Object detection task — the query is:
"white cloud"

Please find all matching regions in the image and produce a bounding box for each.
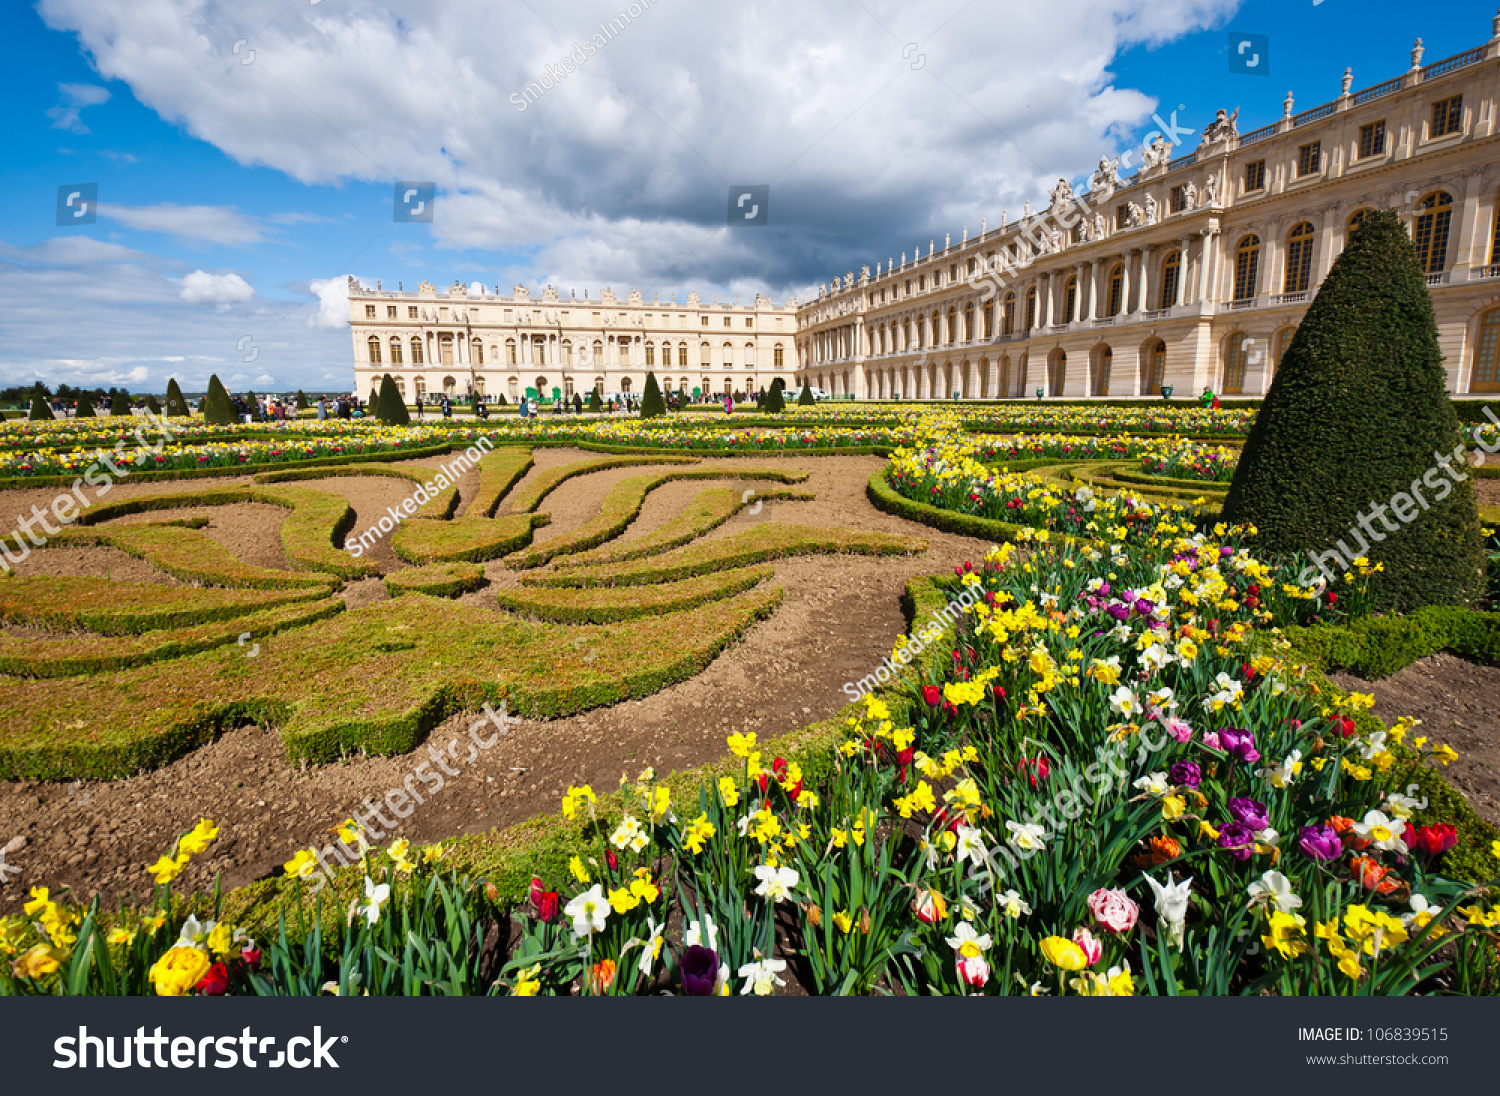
[38,0,1237,293]
[306,276,351,329]
[100,202,268,245]
[179,270,255,309]
[46,82,110,134]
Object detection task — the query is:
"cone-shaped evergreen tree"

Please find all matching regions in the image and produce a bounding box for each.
[797,382,815,406]
[145,394,163,415]
[640,371,666,418]
[110,391,131,416]
[368,386,379,409]
[203,375,237,425]
[498,393,508,406]
[1221,209,1484,610]
[28,386,54,421]
[588,388,602,412]
[165,378,189,417]
[296,390,310,411]
[766,381,786,414]
[74,392,97,418]
[376,373,411,426]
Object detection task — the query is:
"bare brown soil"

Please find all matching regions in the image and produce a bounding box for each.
[0,451,995,911]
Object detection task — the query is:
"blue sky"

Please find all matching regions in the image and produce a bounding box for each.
[0,0,1492,393]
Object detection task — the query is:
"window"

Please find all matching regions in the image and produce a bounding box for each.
[1491,196,1500,266]
[1106,264,1124,317]
[1275,326,1297,371]
[678,344,688,367]
[1244,159,1266,192]
[983,303,994,338]
[1024,286,1037,331]
[722,342,733,367]
[389,338,403,365]
[745,317,754,328]
[700,342,711,365]
[1472,308,1500,391]
[1159,250,1181,309]
[1169,185,1188,214]
[439,333,454,365]
[1284,222,1315,294]
[701,316,709,326]
[1147,340,1166,392]
[946,306,957,345]
[1432,95,1463,138]
[1116,204,1129,229]
[774,344,784,368]
[367,336,382,363]
[645,343,655,367]
[723,317,732,328]
[1003,293,1016,336]
[1296,141,1321,177]
[1064,276,1078,323]
[964,301,974,341]
[1223,332,1248,394]
[1358,120,1386,159]
[593,340,604,365]
[533,337,545,366]
[1413,191,1453,274]
[1095,347,1112,397]
[1348,208,1375,236]
[473,339,484,365]
[745,343,755,367]
[919,276,926,291]
[408,306,418,319]
[410,338,424,365]
[506,339,517,364]
[1233,235,1261,300]
[386,305,397,319]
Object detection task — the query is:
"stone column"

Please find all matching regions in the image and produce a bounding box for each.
[1040,272,1055,328]
[1196,229,1217,303]
[1175,237,1190,306]
[1084,262,1099,321]
[1134,246,1153,312]
[1118,252,1132,316]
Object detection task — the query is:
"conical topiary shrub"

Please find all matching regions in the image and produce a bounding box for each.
[74,392,97,418]
[145,394,163,415]
[1220,209,1485,610]
[203,374,237,425]
[368,387,379,410]
[165,378,189,417]
[766,382,786,414]
[110,391,131,416]
[296,390,310,412]
[28,386,54,421]
[797,382,815,406]
[588,389,602,413]
[376,373,410,426]
[640,372,666,419]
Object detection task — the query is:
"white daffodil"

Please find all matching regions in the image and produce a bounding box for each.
[1133,772,1170,797]
[1006,819,1047,852]
[636,917,666,977]
[753,864,799,904]
[610,815,643,850]
[564,884,610,937]
[1353,810,1409,854]
[1256,750,1303,790]
[1385,790,1423,819]
[175,914,215,949]
[1146,687,1176,711]
[738,958,787,996]
[1145,872,1193,948]
[1247,870,1302,914]
[996,888,1032,919]
[685,916,719,952]
[955,825,987,867]
[1108,686,1141,718]
[354,876,390,926]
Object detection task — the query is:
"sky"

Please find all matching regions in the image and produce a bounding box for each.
[0,0,1492,394]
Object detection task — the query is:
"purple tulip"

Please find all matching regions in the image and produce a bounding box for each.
[1218,728,1260,764]
[1217,822,1257,861]
[1219,546,1234,558]
[1097,583,1111,597]
[1134,598,1155,617]
[1227,797,1269,831]
[1169,761,1201,788]
[1106,603,1130,621]
[1297,824,1343,862]
[680,945,721,996]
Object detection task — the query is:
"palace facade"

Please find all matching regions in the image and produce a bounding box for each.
[352,13,1500,402]
[348,281,797,403]
[794,15,1500,399]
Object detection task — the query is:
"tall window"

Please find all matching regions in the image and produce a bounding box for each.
[721,341,733,366]
[645,343,655,367]
[367,336,382,364]
[439,334,454,365]
[1358,120,1386,159]
[1348,208,1375,237]
[678,344,688,367]
[1491,196,1500,266]
[774,344,784,367]
[983,303,994,338]
[505,339,516,365]
[1275,326,1297,372]
[1106,264,1124,317]
[1003,293,1015,336]
[1024,286,1037,331]
[1413,191,1453,274]
[700,342,711,365]
[964,301,974,341]
[1284,222,1315,293]
[1296,141,1321,177]
[932,312,942,346]
[745,343,756,366]
[1147,339,1166,392]
[946,306,957,345]
[1432,95,1463,138]
[1095,347,1112,397]
[1233,235,1262,300]
[1244,159,1266,192]
[1223,332,1248,394]
[472,339,484,365]
[1064,276,1078,323]
[1169,184,1187,213]
[1473,308,1500,391]
[389,338,403,365]
[1159,250,1181,309]
[410,337,424,365]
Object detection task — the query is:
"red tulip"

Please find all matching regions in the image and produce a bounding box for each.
[1413,823,1457,858]
[196,962,230,996]
[922,685,941,707]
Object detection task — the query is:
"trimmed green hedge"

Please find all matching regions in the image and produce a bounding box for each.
[866,467,1034,544]
[384,562,486,598]
[496,564,773,623]
[501,455,701,514]
[0,577,327,635]
[55,524,335,591]
[559,486,813,567]
[390,513,543,565]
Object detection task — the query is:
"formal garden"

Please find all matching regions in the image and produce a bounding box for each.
[1,211,1499,996]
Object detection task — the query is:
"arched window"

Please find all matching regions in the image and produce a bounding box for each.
[410,337,424,365]
[620,377,632,393]
[592,340,603,365]
[947,306,958,345]
[1106,264,1125,316]
[774,343,784,367]
[367,336,382,364]
[1146,339,1167,393]
[394,377,406,397]
[507,376,519,399]
[1491,193,1500,266]
[1413,191,1453,274]
[1003,292,1015,336]
[534,337,546,366]
[1064,275,1078,323]
[562,340,573,365]
[1159,250,1181,310]
[902,319,912,349]
[1223,332,1249,394]
[745,342,756,366]
[700,341,712,365]
[506,339,517,365]
[1233,235,1261,301]
[722,341,733,367]
[963,301,974,341]
[443,375,457,395]
[1094,346,1113,396]
[1284,222,1315,293]
[439,333,454,365]
[472,338,484,365]
[1025,286,1037,331]
[1472,308,1500,391]
[534,376,549,398]
[414,376,427,400]
[645,342,655,367]
[618,341,630,366]
[931,311,942,346]
[1274,326,1297,372]
[389,337,403,365]
[1348,207,1375,236]
[983,302,994,338]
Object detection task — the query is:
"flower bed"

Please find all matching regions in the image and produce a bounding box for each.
[1137,437,1240,483]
